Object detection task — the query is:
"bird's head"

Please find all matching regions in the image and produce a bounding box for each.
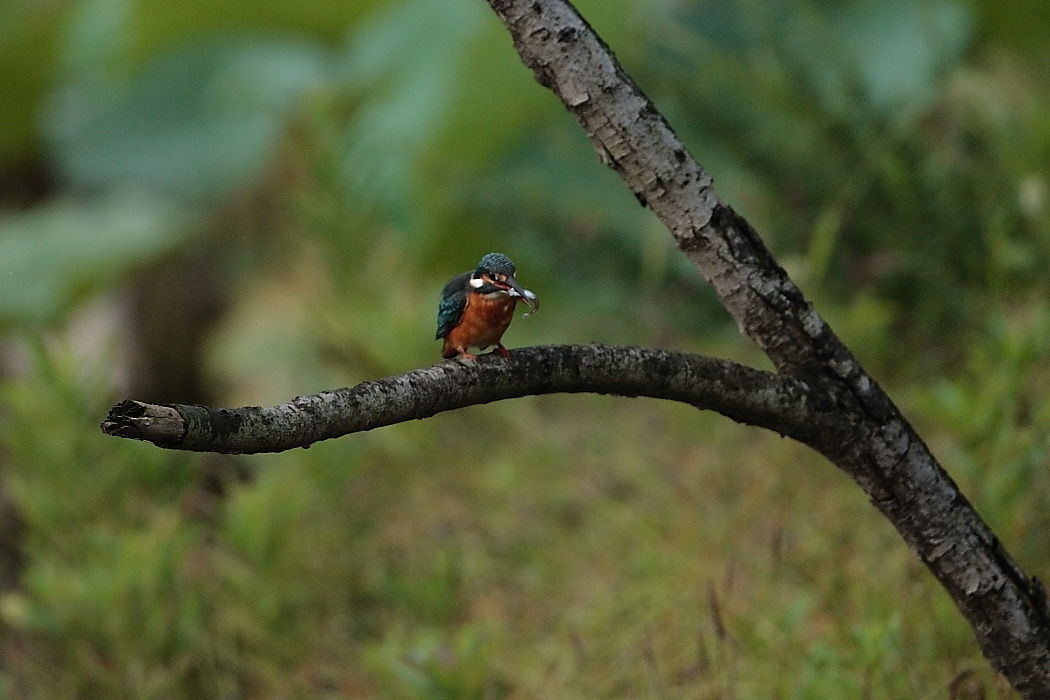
[469,252,526,298]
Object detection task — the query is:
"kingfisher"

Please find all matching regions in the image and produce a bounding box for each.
[436,252,539,360]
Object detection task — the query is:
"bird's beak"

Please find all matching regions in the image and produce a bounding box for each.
[505,276,539,314]
[504,275,528,300]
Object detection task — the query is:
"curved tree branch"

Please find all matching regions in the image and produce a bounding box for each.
[101,344,841,454]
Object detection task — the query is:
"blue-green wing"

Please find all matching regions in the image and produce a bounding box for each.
[436,272,470,339]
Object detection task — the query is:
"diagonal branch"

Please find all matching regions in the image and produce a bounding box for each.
[486,0,829,378]
[101,344,839,454]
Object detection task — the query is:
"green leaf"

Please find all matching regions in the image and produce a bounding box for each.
[45,35,330,203]
[833,0,972,115]
[335,0,486,221]
[0,193,194,325]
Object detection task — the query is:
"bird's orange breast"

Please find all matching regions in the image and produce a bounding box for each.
[444,293,517,353]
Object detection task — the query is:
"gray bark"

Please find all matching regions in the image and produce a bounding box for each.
[101,344,840,453]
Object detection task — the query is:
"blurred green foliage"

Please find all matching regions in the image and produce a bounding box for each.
[0,0,1047,696]
[0,193,192,324]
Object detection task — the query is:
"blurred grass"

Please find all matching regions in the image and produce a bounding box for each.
[1,0,1049,697]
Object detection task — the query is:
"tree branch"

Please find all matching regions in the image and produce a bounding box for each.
[101,344,838,454]
[487,0,827,377]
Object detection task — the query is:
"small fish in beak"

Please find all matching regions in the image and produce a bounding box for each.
[507,283,539,317]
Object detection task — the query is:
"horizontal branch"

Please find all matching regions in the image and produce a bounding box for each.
[101,343,840,454]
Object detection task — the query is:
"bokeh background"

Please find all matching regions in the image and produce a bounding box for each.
[1,0,1049,696]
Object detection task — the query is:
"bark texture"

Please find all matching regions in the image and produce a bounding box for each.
[482,1,1050,695]
[102,344,840,453]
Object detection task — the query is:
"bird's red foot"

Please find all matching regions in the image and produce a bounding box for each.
[458,351,478,361]
[495,345,512,360]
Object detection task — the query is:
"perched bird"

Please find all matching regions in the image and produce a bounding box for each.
[436,252,539,360]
